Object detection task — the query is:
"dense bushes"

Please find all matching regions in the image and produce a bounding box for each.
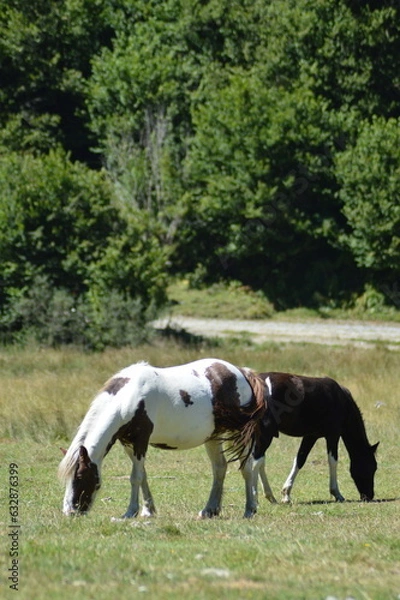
[0,149,167,346]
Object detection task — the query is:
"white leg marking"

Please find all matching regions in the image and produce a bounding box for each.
[281,457,299,504]
[198,440,227,518]
[328,451,345,502]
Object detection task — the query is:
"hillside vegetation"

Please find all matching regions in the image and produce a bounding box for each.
[1,1,400,346]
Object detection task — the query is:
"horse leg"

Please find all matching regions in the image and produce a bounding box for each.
[252,418,277,504]
[240,454,258,518]
[120,455,146,518]
[121,444,156,517]
[282,436,317,503]
[326,436,345,502]
[255,455,277,504]
[140,467,157,517]
[198,439,227,518]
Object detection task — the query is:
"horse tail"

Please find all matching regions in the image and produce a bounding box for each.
[222,368,266,466]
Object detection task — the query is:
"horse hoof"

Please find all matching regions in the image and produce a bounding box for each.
[266,495,278,504]
[243,510,256,519]
[140,509,156,518]
[197,509,220,519]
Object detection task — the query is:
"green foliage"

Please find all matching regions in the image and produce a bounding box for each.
[0,149,168,344]
[0,148,118,299]
[167,279,275,319]
[1,0,400,344]
[336,116,400,275]
[0,274,152,350]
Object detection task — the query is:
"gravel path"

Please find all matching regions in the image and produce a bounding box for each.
[153,316,400,349]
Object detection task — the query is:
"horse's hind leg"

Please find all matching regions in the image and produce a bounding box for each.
[199,439,227,518]
[326,436,345,502]
[282,436,317,503]
[255,455,277,504]
[240,454,258,518]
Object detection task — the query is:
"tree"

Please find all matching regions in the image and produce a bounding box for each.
[0,148,168,321]
[0,0,115,161]
[335,116,400,280]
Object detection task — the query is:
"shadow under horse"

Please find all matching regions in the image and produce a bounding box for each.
[253,372,379,504]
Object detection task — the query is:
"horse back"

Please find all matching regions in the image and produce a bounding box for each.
[259,371,348,438]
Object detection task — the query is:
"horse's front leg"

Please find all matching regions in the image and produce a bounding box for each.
[198,439,227,518]
[140,467,156,517]
[326,436,345,502]
[121,444,156,517]
[122,455,146,518]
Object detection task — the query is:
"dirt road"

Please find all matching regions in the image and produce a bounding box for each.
[154,316,400,349]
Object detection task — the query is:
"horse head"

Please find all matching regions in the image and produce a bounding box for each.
[350,442,379,501]
[63,446,100,515]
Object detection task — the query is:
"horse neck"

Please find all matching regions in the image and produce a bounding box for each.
[75,396,124,465]
[340,390,370,458]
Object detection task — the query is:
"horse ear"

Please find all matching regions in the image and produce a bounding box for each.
[60,447,67,456]
[371,442,380,454]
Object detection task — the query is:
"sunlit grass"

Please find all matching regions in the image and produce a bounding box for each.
[0,340,399,599]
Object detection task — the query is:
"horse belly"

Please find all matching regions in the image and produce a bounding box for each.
[148,395,215,450]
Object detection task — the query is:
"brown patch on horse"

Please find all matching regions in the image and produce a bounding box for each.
[111,400,154,460]
[205,362,265,463]
[103,377,130,396]
[180,389,194,407]
[72,446,100,512]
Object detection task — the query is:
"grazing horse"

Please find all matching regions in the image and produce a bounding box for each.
[252,372,379,504]
[58,359,265,519]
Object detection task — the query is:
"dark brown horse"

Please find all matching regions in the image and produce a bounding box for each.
[253,372,379,504]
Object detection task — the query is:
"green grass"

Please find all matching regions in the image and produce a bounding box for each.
[1,340,399,599]
[166,280,275,319]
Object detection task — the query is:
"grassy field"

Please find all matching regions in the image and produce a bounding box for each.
[1,339,399,599]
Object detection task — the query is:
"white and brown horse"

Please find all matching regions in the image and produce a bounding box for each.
[59,359,265,519]
[253,372,379,504]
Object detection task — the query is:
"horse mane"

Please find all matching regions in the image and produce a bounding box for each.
[58,392,109,482]
[340,384,370,447]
